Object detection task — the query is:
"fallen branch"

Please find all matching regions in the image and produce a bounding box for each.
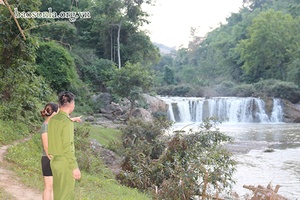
[243,183,288,200]
[3,0,26,40]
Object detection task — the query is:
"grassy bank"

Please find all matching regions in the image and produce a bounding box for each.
[0,120,151,200]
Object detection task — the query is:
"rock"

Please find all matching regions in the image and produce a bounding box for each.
[102,113,115,120]
[128,94,169,121]
[85,116,95,122]
[142,94,168,113]
[132,108,152,121]
[90,139,123,175]
[92,93,113,112]
[263,148,274,153]
[92,93,168,123]
[282,99,300,123]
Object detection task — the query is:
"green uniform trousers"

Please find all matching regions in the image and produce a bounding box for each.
[51,156,75,200]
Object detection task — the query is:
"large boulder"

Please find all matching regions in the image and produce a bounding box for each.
[282,99,300,123]
[132,108,152,121]
[142,94,168,113]
[92,93,113,113]
[131,94,168,121]
[91,93,168,122]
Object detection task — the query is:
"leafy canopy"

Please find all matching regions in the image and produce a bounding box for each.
[36,41,79,92]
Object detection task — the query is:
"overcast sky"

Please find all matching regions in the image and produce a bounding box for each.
[142,0,244,48]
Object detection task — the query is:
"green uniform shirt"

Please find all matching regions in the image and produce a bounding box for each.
[48,110,78,170]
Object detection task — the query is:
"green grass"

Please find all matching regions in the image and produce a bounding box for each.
[75,173,151,200]
[89,125,123,150]
[0,187,16,200]
[0,120,31,145]
[2,121,152,200]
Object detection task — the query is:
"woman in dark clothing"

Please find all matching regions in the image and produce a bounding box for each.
[40,102,59,200]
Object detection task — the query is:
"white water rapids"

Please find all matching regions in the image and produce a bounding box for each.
[221,123,300,199]
[159,96,283,123]
[159,97,300,199]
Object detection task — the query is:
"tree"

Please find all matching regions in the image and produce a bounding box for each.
[163,66,175,85]
[121,30,160,67]
[75,0,158,67]
[0,0,53,121]
[72,47,116,92]
[243,0,270,10]
[40,0,73,13]
[34,21,78,48]
[107,62,153,119]
[36,41,79,92]
[236,10,299,82]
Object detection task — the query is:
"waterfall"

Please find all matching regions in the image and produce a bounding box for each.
[159,96,284,123]
[270,98,283,122]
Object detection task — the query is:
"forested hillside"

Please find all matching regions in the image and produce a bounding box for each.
[0,0,159,121]
[2,0,300,120]
[155,0,300,102]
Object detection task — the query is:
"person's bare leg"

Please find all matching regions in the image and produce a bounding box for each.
[43,176,53,200]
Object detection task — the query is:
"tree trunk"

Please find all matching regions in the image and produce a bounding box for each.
[127,99,135,121]
[117,23,121,69]
[110,28,113,61]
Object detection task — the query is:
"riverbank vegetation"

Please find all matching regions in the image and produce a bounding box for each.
[1,122,152,199]
[117,118,236,199]
[1,0,300,199]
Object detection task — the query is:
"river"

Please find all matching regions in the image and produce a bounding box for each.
[172,122,300,199]
[158,96,300,198]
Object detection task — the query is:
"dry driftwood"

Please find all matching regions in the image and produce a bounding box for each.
[243,183,288,200]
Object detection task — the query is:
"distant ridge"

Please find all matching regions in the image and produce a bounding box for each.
[153,42,176,54]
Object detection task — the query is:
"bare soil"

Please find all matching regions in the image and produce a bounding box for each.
[0,144,42,200]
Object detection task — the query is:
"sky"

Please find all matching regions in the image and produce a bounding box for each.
[142,0,244,48]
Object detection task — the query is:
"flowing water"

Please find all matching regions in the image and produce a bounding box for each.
[158,96,300,199]
[170,122,300,199]
[159,96,283,123]
[220,123,300,199]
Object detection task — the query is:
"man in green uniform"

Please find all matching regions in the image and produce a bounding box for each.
[48,91,81,200]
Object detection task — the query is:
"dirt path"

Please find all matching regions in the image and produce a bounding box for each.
[0,144,42,200]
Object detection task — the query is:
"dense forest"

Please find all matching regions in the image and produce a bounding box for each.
[1,0,300,199]
[1,0,300,119]
[156,0,300,103]
[0,0,160,120]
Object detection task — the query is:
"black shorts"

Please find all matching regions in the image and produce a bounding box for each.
[41,156,53,176]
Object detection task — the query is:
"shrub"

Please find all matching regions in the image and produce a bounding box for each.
[215,81,236,96]
[254,79,300,103]
[215,80,300,103]
[156,85,192,96]
[231,84,255,97]
[117,118,172,189]
[155,85,175,96]
[173,85,192,96]
[75,123,113,177]
[117,118,236,199]
[186,85,205,97]
[268,81,300,103]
